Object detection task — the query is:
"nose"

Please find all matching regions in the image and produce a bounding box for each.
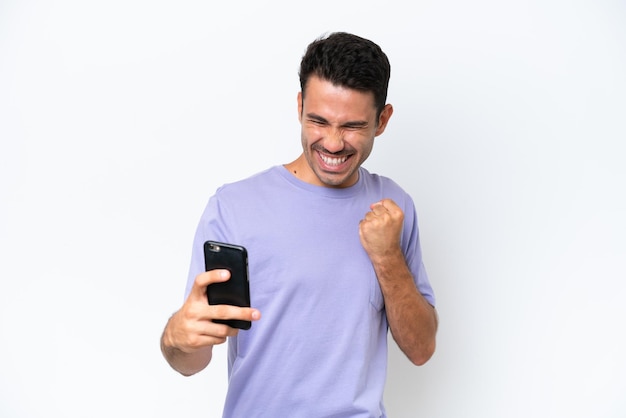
[323,128,344,153]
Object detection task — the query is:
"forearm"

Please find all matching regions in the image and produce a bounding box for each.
[372,250,438,365]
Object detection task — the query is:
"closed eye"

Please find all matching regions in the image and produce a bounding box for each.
[305,113,368,130]
[307,115,329,126]
[342,122,368,130]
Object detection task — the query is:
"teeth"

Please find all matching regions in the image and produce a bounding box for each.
[320,154,348,166]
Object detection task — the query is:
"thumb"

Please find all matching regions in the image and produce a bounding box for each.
[188,270,230,300]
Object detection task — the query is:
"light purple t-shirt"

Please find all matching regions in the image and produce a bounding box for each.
[185,165,435,418]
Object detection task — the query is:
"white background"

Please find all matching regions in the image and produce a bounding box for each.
[1,1,625,417]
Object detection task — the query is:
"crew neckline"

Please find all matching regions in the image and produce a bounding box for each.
[275,165,365,199]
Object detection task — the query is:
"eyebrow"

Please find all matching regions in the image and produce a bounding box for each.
[306,113,369,129]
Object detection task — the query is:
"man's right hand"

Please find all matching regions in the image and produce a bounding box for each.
[160,269,261,375]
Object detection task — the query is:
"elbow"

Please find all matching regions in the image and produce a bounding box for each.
[178,368,201,377]
[408,340,436,366]
[410,307,439,366]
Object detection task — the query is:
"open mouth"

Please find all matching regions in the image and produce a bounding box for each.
[318,152,350,167]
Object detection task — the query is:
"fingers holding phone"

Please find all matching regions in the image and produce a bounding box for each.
[164,270,236,353]
[165,269,259,353]
[161,246,260,376]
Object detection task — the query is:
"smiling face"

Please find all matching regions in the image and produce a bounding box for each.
[290,76,393,188]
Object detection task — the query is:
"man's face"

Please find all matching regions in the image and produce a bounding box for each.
[297,76,392,188]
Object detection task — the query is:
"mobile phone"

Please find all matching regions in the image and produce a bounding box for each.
[203,240,251,330]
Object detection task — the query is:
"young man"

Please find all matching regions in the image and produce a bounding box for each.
[161,32,438,417]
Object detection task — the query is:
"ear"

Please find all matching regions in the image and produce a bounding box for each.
[297,92,303,123]
[374,104,393,136]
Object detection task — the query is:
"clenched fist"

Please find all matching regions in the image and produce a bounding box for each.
[359,198,404,262]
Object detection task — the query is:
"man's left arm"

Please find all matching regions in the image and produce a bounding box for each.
[359,198,438,365]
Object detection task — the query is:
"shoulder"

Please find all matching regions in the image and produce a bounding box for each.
[360,167,412,200]
[198,167,282,232]
[214,166,282,198]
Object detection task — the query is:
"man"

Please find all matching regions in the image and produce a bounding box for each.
[161,32,438,417]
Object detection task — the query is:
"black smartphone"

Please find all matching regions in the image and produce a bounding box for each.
[203,240,251,330]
